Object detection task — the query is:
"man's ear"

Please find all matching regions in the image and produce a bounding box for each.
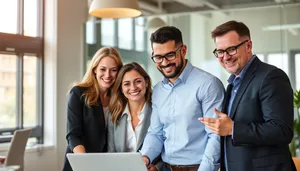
[182,45,187,56]
[247,40,252,52]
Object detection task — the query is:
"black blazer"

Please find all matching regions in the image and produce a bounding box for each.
[220,57,296,171]
[63,86,107,171]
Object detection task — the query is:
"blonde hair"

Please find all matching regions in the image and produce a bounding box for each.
[75,47,123,106]
[109,62,152,124]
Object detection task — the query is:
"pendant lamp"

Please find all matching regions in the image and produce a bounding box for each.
[89,0,142,18]
[146,17,167,30]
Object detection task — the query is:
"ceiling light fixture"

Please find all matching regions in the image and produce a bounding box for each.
[146,17,167,30]
[89,0,142,18]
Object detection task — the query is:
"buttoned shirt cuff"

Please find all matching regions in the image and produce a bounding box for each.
[140,149,156,164]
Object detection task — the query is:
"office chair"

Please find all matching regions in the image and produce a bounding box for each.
[0,128,32,171]
[293,157,300,171]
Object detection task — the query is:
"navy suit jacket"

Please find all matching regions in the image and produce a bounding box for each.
[220,58,296,171]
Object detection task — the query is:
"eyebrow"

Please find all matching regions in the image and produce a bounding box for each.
[153,51,176,57]
[122,78,143,83]
[216,45,235,51]
[99,66,118,69]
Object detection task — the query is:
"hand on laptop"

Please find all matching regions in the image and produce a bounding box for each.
[142,155,150,166]
[142,156,158,171]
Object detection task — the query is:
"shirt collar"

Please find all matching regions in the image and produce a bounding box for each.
[227,55,257,84]
[162,60,192,84]
[121,103,147,118]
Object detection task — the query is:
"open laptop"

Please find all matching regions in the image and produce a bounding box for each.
[67,152,147,171]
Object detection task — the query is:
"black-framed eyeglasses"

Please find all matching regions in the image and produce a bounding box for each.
[151,45,183,63]
[213,40,249,58]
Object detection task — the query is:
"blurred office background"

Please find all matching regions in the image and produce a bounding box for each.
[0,0,299,170]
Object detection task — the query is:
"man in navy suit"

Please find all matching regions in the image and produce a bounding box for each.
[200,20,296,171]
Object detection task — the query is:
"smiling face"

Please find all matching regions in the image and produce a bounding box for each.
[152,40,187,83]
[121,69,148,103]
[215,31,252,76]
[94,56,119,90]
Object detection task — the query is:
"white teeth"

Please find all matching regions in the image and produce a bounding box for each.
[130,91,140,96]
[102,79,111,83]
[225,60,234,65]
[163,66,172,72]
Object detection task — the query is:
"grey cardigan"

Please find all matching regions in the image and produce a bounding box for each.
[107,103,152,152]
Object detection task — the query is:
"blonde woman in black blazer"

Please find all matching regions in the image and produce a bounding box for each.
[108,62,162,171]
[63,47,123,171]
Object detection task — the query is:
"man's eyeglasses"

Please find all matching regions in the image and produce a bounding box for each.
[151,45,183,63]
[213,40,249,58]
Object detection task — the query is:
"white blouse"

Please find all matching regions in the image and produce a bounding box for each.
[121,104,146,152]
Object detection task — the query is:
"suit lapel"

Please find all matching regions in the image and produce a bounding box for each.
[136,103,151,151]
[116,115,127,152]
[229,58,260,119]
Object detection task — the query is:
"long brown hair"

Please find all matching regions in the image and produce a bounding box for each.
[109,62,152,124]
[74,47,123,106]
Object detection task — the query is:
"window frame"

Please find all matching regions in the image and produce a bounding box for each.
[0,0,44,144]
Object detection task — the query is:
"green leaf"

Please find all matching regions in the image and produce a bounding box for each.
[294,90,300,109]
[290,90,300,156]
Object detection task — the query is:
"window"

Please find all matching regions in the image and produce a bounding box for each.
[0,0,43,144]
[0,0,18,34]
[24,0,39,37]
[0,55,17,129]
[135,17,145,52]
[256,54,265,62]
[267,53,289,75]
[296,54,300,90]
[118,18,133,50]
[99,17,147,52]
[101,19,115,47]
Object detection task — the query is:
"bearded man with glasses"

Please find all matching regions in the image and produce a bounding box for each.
[199,20,296,171]
[140,26,225,171]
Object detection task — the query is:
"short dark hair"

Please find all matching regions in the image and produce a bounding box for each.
[150,26,183,48]
[211,20,251,40]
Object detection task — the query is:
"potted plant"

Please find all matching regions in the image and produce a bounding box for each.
[290,90,300,157]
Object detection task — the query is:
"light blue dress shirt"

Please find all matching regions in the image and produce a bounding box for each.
[227,55,257,116]
[224,55,256,171]
[140,61,225,171]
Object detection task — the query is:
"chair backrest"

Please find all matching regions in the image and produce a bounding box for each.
[4,129,32,171]
[293,157,300,171]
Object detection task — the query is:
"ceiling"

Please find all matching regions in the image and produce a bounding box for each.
[138,0,300,15]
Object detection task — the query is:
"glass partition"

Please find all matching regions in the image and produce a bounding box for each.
[85,4,300,88]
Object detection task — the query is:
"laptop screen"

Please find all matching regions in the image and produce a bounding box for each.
[67,152,147,171]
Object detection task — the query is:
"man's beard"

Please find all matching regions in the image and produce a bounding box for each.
[158,57,184,79]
